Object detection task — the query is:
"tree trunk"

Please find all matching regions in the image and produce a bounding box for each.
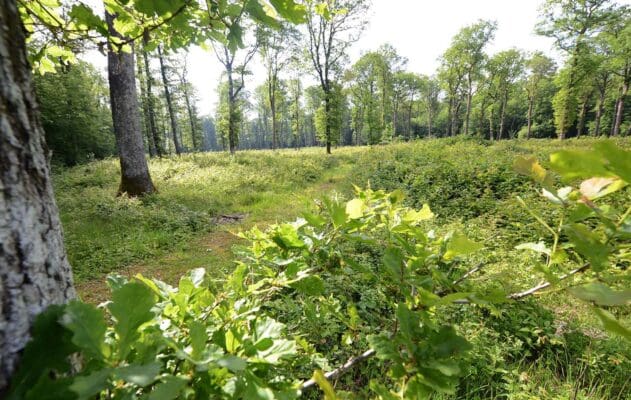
[0,1,76,392]
[526,96,534,139]
[157,46,182,154]
[498,94,507,140]
[136,50,157,157]
[106,13,156,196]
[142,47,163,156]
[464,74,472,135]
[447,98,453,137]
[488,107,495,141]
[576,94,590,138]
[182,83,198,151]
[612,81,628,137]
[227,65,237,155]
[325,89,332,154]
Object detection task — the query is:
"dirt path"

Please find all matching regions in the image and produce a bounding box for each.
[76,169,354,304]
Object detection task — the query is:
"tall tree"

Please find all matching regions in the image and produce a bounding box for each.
[453,20,497,135]
[176,56,201,151]
[0,0,76,392]
[487,49,525,139]
[140,41,164,156]
[537,0,617,138]
[259,24,299,149]
[214,24,258,154]
[524,52,556,138]
[157,45,184,154]
[136,46,158,157]
[305,0,370,153]
[419,75,441,137]
[105,11,156,195]
[605,12,631,136]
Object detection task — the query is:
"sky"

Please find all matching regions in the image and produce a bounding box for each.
[84,0,577,116]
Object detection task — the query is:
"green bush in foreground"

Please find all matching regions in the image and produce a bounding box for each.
[9,142,630,399]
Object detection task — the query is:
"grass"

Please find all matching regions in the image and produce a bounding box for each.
[53,137,630,398]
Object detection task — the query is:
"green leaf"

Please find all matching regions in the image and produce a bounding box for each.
[113,363,161,387]
[217,355,247,372]
[327,200,347,227]
[345,198,365,219]
[444,233,483,260]
[147,376,188,400]
[594,141,631,183]
[290,275,325,295]
[569,283,631,306]
[189,321,207,359]
[383,246,404,280]
[550,150,611,181]
[60,301,107,360]
[513,156,553,187]
[268,0,307,23]
[245,0,279,27]
[593,308,631,341]
[108,282,157,359]
[311,370,338,400]
[564,224,609,271]
[70,368,111,398]
[272,223,305,249]
[402,204,434,223]
[6,305,77,400]
[24,376,75,400]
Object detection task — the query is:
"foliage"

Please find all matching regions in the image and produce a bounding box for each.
[34,61,115,166]
[11,184,490,399]
[513,140,631,340]
[20,138,631,399]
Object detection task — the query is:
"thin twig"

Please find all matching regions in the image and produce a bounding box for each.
[300,349,376,390]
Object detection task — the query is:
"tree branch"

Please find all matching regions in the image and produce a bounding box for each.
[300,348,376,391]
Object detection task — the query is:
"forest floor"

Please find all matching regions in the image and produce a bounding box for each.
[53,137,631,399]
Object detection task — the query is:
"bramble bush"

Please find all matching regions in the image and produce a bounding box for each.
[9,141,630,399]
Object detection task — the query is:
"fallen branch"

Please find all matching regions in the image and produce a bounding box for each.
[300,348,376,390]
[508,263,590,300]
[450,263,590,304]
[437,263,485,296]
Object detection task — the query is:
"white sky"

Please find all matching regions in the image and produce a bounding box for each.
[82,0,628,116]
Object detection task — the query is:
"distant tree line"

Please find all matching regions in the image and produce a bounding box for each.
[214,0,629,150]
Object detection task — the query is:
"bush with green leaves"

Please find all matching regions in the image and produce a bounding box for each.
[9,141,630,399]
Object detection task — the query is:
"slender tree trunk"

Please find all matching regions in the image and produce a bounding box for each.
[498,94,507,140]
[576,94,590,138]
[447,97,453,137]
[527,95,534,139]
[406,101,413,140]
[594,93,605,137]
[227,64,237,155]
[157,46,182,154]
[0,1,76,392]
[464,74,472,135]
[142,48,163,156]
[136,51,157,157]
[325,88,332,154]
[612,81,628,137]
[452,102,461,136]
[106,13,156,196]
[489,107,495,141]
[181,83,198,151]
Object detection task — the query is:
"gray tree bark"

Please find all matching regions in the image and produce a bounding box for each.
[106,12,156,196]
[157,46,183,154]
[142,46,164,156]
[0,0,76,393]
